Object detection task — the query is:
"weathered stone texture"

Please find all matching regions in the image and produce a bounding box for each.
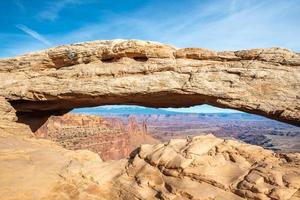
[0,40,299,126]
[0,133,299,200]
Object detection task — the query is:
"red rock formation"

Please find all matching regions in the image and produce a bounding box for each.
[35,113,158,160]
[125,115,158,151]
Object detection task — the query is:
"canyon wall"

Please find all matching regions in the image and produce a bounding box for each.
[121,113,300,152]
[0,40,299,127]
[35,113,158,160]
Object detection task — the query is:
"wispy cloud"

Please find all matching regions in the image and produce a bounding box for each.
[13,0,25,12]
[163,105,242,113]
[38,0,82,21]
[2,0,300,58]
[16,24,51,46]
[54,0,300,51]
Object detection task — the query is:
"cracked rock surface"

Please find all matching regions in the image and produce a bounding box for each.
[0,40,299,126]
[1,127,299,200]
[110,134,300,200]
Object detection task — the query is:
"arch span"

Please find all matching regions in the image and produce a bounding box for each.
[0,40,299,129]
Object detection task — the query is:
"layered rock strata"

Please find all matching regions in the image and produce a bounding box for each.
[0,40,299,127]
[35,113,158,160]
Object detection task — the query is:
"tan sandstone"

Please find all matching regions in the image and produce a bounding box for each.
[0,130,299,200]
[0,40,299,200]
[0,40,299,127]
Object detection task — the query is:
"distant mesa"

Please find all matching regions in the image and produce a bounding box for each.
[35,113,159,161]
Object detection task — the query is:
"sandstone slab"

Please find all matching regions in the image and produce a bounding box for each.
[0,40,299,126]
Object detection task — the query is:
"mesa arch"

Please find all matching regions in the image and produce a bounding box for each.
[0,39,299,131]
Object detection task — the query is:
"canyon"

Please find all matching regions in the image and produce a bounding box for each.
[35,113,158,160]
[34,112,300,162]
[0,40,299,200]
[128,113,300,152]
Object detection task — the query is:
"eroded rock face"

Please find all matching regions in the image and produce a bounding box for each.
[0,40,299,126]
[0,135,110,200]
[108,134,300,200]
[0,97,32,137]
[35,113,158,160]
[0,98,299,199]
[0,99,124,200]
[1,131,299,200]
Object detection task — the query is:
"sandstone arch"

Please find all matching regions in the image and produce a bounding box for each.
[0,40,299,130]
[0,40,300,200]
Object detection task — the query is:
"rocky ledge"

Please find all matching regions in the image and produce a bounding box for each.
[116,134,300,200]
[0,133,299,200]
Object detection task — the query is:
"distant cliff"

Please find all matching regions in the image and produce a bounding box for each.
[35,113,158,160]
[112,113,300,152]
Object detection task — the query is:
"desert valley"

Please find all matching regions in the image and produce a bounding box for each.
[34,107,300,161]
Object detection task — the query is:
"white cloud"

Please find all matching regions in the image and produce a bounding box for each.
[38,0,83,21]
[163,105,242,114]
[51,0,300,51]
[3,0,300,58]
[16,24,51,46]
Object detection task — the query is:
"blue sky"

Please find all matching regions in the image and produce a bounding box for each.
[1,0,300,58]
[1,0,299,113]
[72,105,242,114]
[162,105,241,113]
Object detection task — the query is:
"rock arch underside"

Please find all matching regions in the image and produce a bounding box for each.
[0,40,299,200]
